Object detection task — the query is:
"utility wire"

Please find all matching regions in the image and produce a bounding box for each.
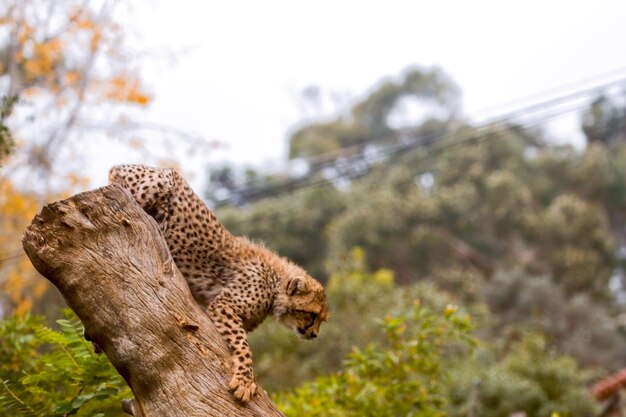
[217,98,611,230]
[217,85,626,207]
[469,65,626,119]
[221,72,626,194]
[265,101,599,193]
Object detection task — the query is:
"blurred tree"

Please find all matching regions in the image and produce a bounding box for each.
[447,334,597,417]
[327,125,616,300]
[0,0,152,185]
[484,269,626,369]
[230,122,624,375]
[219,184,346,280]
[0,0,202,317]
[581,95,625,146]
[325,126,531,282]
[288,66,460,160]
[0,95,17,163]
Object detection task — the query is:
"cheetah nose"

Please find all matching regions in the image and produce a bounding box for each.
[297,328,305,335]
[310,332,317,339]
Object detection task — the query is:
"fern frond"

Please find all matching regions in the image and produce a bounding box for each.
[1,311,130,416]
[0,380,40,417]
[75,388,131,417]
[33,325,68,347]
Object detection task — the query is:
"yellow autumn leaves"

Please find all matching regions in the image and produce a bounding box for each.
[105,74,151,106]
[0,179,46,316]
[0,1,154,316]
[0,5,152,107]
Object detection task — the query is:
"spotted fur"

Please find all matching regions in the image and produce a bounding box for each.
[108,164,329,403]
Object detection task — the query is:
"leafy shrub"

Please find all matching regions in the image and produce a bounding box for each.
[447,334,598,417]
[0,311,129,417]
[250,248,471,392]
[274,297,475,417]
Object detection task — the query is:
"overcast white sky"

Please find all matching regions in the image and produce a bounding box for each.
[88,0,626,189]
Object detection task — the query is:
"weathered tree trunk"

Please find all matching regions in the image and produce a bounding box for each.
[21,184,284,417]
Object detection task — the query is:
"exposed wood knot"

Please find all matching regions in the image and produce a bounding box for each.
[114,212,132,226]
[175,313,199,332]
[58,202,96,230]
[122,398,141,416]
[183,322,200,332]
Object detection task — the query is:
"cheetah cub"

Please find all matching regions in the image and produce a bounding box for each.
[109,165,329,403]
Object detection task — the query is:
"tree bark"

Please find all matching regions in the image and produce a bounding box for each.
[21,184,284,417]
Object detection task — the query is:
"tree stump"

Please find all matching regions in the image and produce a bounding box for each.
[21,184,284,417]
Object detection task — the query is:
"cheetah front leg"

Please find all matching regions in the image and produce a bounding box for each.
[207,297,257,403]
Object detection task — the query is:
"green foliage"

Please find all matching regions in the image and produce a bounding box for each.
[274,293,474,417]
[222,111,623,412]
[220,184,346,280]
[484,269,626,368]
[581,95,624,145]
[328,126,616,295]
[448,334,598,417]
[253,254,596,417]
[0,95,17,164]
[273,272,597,417]
[250,248,479,393]
[0,310,130,417]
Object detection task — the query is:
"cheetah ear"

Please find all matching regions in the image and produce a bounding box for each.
[287,277,307,296]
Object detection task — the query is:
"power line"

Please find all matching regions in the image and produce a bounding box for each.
[215,77,626,206]
[469,65,626,120]
[219,71,626,195]
[256,99,606,195]
[217,98,612,230]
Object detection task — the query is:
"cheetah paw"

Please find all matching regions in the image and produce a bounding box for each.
[228,372,258,403]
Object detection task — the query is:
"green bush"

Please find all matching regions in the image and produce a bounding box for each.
[275,297,475,417]
[250,248,475,392]
[0,311,129,417]
[447,334,598,417]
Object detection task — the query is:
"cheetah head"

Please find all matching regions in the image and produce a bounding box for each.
[274,275,329,340]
